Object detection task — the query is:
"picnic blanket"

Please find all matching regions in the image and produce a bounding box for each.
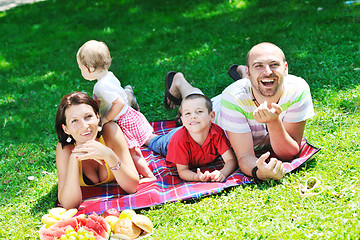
[77,120,320,215]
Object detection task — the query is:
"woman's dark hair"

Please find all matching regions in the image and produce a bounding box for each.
[55,92,100,148]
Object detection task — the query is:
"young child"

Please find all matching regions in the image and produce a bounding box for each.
[149,93,238,182]
[76,40,156,183]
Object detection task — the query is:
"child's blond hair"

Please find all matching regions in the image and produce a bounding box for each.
[77,40,112,71]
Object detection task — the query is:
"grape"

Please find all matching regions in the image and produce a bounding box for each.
[77,227,86,235]
[84,232,90,239]
[65,226,75,234]
[58,226,97,240]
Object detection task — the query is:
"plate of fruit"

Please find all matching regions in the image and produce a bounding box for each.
[39,207,153,240]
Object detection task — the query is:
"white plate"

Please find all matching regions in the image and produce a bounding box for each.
[110,231,152,240]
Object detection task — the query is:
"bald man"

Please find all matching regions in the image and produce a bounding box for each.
[164,42,315,181]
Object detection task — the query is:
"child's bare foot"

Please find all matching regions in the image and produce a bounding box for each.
[139,175,157,183]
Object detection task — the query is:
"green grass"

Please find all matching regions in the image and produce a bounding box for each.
[1,0,359,239]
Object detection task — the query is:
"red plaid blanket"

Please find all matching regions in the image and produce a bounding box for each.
[76,120,320,215]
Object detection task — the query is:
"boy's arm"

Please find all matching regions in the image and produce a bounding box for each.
[102,97,125,125]
[176,164,211,182]
[217,149,238,180]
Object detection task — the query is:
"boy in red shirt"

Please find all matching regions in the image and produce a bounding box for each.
[148,94,238,182]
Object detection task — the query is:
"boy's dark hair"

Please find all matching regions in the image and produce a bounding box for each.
[179,93,213,114]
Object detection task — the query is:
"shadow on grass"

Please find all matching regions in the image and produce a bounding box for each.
[31,184,58,215]
[290,156,318,175]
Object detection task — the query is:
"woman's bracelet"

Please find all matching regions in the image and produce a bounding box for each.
[251,166,263,183]
[109,160,122,171]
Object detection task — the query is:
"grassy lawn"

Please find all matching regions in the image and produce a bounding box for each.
[1,0,359,239]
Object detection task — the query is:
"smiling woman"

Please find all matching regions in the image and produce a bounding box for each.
[54,92,139,209]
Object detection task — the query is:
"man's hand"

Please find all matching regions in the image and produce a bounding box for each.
[255,152,285,180]
[253,101,282,124]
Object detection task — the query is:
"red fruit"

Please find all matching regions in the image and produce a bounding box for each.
[102,208,120,218]
[39,227,66,240]
[39,214,110,240]
[85,213,111,240]
[51,217,78,229]
[39,218,77,240]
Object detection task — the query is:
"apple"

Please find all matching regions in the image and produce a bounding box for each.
[102,208,120,218]
[119,209,136,220]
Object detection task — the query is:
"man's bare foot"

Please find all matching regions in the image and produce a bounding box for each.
[237,65,247,79]
[166,72,184,109]
[166,72,203,109]
[164,71,182,109]
[228,64,247,81]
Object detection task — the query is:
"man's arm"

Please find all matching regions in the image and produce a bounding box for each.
[227,131,285,180]
[253,102,306,160]
[268,120,306,160]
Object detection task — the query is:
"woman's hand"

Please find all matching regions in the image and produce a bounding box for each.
[72,140,112,165]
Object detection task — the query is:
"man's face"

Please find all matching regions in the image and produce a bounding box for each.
[246,45,288,97]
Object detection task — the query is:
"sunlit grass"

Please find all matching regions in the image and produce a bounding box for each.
[229,0,248,9]
[0,54,10,68]
[182,2,231,19]
[182,0,249,20]
[0,94,15,106]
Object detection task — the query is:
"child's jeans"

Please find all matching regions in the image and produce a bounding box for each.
[147,127,182,156]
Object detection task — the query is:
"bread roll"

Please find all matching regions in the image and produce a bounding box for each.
[131,215,153,233]
[113,218,141,239]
